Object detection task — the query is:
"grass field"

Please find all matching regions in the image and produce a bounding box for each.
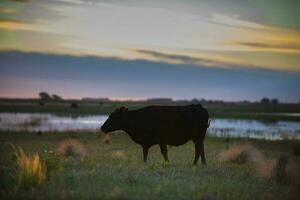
[1,131,299,200]
[1,99,300,121]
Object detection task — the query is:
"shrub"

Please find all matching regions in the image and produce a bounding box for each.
[57,139,86,158]
[218,144,253,163]
[14,146,47,190]
[218,143,276,178]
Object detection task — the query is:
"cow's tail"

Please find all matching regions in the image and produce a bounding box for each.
[206,119,211,128]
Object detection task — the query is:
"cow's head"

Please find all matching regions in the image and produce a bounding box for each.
[100,106,128,133]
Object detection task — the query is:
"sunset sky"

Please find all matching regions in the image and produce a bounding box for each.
[0,0,300,102]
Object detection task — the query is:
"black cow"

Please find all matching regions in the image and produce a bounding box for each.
[100,104,210,165]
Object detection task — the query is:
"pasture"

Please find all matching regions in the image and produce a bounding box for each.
[1,131,299,200]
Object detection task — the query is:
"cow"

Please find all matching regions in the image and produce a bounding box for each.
[100,104,210,165]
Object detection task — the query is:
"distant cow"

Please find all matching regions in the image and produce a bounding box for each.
[100,104,210,165]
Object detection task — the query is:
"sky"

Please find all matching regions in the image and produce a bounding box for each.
[0,0,300,102]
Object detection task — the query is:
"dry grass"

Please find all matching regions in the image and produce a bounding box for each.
[102,133,112,144]
[14,146,47,190]
[111,150,127,160]
[256,159,276,178]
[218,143,276,178]
[57,139,87,158]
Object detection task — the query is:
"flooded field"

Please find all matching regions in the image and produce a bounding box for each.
[0,113,299,140]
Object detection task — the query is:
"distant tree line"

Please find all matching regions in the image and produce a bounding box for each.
[260,97,279,104]
[39,92,63,101]
[38,92,280,105]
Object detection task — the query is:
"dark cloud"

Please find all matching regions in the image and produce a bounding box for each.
[136,49,298,71]
[136,49,300,72]
[238,42,300,52]
[136,49,226,67]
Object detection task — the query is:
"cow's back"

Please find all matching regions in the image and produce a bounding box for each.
[125,105,209,146]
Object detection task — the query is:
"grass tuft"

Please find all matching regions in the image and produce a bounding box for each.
[102,133,112,144]
[57,139,86,158]
[218,143,253,163]
[14,146,47,190]
[111,150,127,160]
[218,143,276,178]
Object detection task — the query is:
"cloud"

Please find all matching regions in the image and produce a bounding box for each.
[0,29,71,54]
[0,18,21,23]
[5,0,31,2]
[0,0,71,31]
[210,14,268,31]
[237,42,300,53]
[1,8,16,14]
[4,0,91,6]
[135,49,300,72]
[4,0,70,4]
[0,21,32,31]
[136,49,235,68]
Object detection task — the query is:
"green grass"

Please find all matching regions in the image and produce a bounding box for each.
[1,100,300,121]
[1,131,299,199]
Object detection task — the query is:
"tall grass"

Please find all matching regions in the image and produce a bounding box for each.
[14,146,47,190]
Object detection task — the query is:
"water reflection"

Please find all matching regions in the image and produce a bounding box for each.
[0,113,106,132]
[209,119,300,140]
[0,113,299,140]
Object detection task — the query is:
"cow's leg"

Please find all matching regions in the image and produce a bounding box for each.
[193,142,201,165]
[142,145,149,163]
[193,141,206,165]
[159,144,169,162]
[200,142,206,164]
